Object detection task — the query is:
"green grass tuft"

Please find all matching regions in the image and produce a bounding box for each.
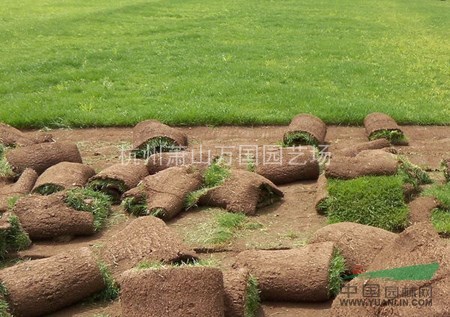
[431,209,450,236]
[65,188,111,231]
[0,146,14,178]
[423,183,450,209]
[245,275,260,317]
[89,262,119,302]
[185,188,210,210]
[327,176,408,231]
[88,179,127,204]
[0,215,31,260]
[283,131,319,147]
[133,137,179,159]
[369,130,408,145]
[136,258,216,270]
[397,156,432,189]
[328,249,346,298]
[34,184,65,195]
[6,196,19,212]
[122,196,148,216]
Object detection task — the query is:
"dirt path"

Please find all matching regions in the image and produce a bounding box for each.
[17,125,450,316]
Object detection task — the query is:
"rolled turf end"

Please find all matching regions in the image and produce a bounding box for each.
[87,262,120,303]
[328,249,346,298]
[397,156,432,189]
[369,129,408,145]
[0,283,12,317]
[245,275,261,317]
[0,215,31,260]
[283,131,319,147]
[33,184,64,195]
[88,179,127,204]
[132,137,179,159]
[122,197,167,218]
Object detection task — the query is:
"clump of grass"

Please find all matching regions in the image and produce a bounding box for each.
[34,184,64,195]
[246,156,256,172]
[423,183,450,209]
[441,160,449,183]
[133,137,179,159]
[328,249,346,298]
[327,176,408,231]
[65,188,111,231]
[369,129,408,145]
[423,184,450,236]
[136,258,216,270]
[88,179,127,204]
[245,275,260,317]
[0,145,14,178]
[283,131,319,147]
[397,156,432,189]
[431,209,450,236]
[316,198,331,215]
[89,262,119,302]
[121,196,167,218]
[6,196,19,212]
[0,215,31,260]
[0,282,12,317]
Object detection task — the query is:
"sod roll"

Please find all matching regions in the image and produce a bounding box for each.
[0,123,53,147]
[364,112,407,144]
[120,266,225,317]
[146,151,217,174]
[132,119,188,151]
[0,247,104,317]
[336,139,391,157]
[0,168,38,212]
[223,268,256,317]
[283,113,327,145]
[234,242,335,302]
[5,142,82,175]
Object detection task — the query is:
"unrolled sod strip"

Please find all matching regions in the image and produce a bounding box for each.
[146,151,217,174]
[132,120,188,158]
[122,166,203,220]
[33,162,95,195]
[0,122,53,147]
[364,112,408,145]
[0,168,38,212]
[314,174,329,214]
[223,268,260,317]
[99,216,197,278]
[255,146,320,185]
[283,114,327,146]
[88,162,149,203]
[234,242,336,302]
[336,139,391,157]
[199,169,284,215]
[5,142,82,175]
[0,247,105,317]
[120,266,225,317]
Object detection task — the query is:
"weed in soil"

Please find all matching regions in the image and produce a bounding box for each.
[0,215,31,260]
[65,188,111,231]
[397,156,432,189]
[34,184,64,195]
[283,131,319,147]
[245,275,261,317]
[369,130,408,145]
[327,176,408,231]
[328,249,346,298]
[133,137,179,159]
[89,179,127,204]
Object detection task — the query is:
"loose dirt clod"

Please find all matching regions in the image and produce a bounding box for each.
[283,114,327,146]
[120,266,225,317]
[0,247,105,317]
[364,112,408,145]
[99,216,197,278]
[0,123,53,147]
[0,168,38,212]
[336,139,391,157]
[255,146,320,185]
[88,162,149,203]
[132,120,188,158]
[234,242,336,302]
[309,222,397,273]
[408,196,440,225]
[146,151,217,174]
[5,142,82,175]
[122,166,203,220]
[223,268,260,317]
[199,169,284,215]
[325,149,398,179]
[33,162,95,195]
[315,174,329,214]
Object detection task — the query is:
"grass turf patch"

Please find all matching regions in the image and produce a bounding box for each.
[397,156,432,189]
[65,188,111,231]
[0,215,31,260]
[423,183,450,209]
[88,262,119,302]
[369,130,408,145]
[0,145,14,178]
[88,179,127,204]
[245,275,261,317]
[423,184,450,235]
[327,176,408,231]
[132,137,179,159]
[283,131,319,147]
[431,209,450,236]
[34,184,64,195]
[328,249,346,298]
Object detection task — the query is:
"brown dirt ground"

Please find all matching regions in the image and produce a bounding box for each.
[14,125,450,317]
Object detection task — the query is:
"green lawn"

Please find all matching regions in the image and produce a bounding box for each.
[0,0,449,128]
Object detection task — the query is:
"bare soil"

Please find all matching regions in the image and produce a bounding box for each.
[14,125,450,316]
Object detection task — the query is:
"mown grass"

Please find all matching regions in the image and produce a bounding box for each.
[327,176,408,231]
[0,0,449,128]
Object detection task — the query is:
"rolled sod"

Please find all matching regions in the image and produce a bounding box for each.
[283,114,327,146]
[309,222,397,272]
[0,122,53,147]
[5,142,82,175]
[120,266,225,317]
[0,212,31,259]
[88,162,149,203]
[336,139,391,157]
[132,120,188,158]
[364,112,408,145]
[99,216,196,278]
[33,162,95,195]
[122,166,203,220]
[0,247,105,317]
[0,168,38,212]
[146,151,217,174]
[199,169,284,215]
[255,146,320,185]
[315,174,329,214]
[234,242,337,302]
[325,149,398,180]
[442,158,449,182]
[223,268,260,317]
[408,196,440,225]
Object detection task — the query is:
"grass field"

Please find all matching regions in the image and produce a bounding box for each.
[0,0,449,128]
